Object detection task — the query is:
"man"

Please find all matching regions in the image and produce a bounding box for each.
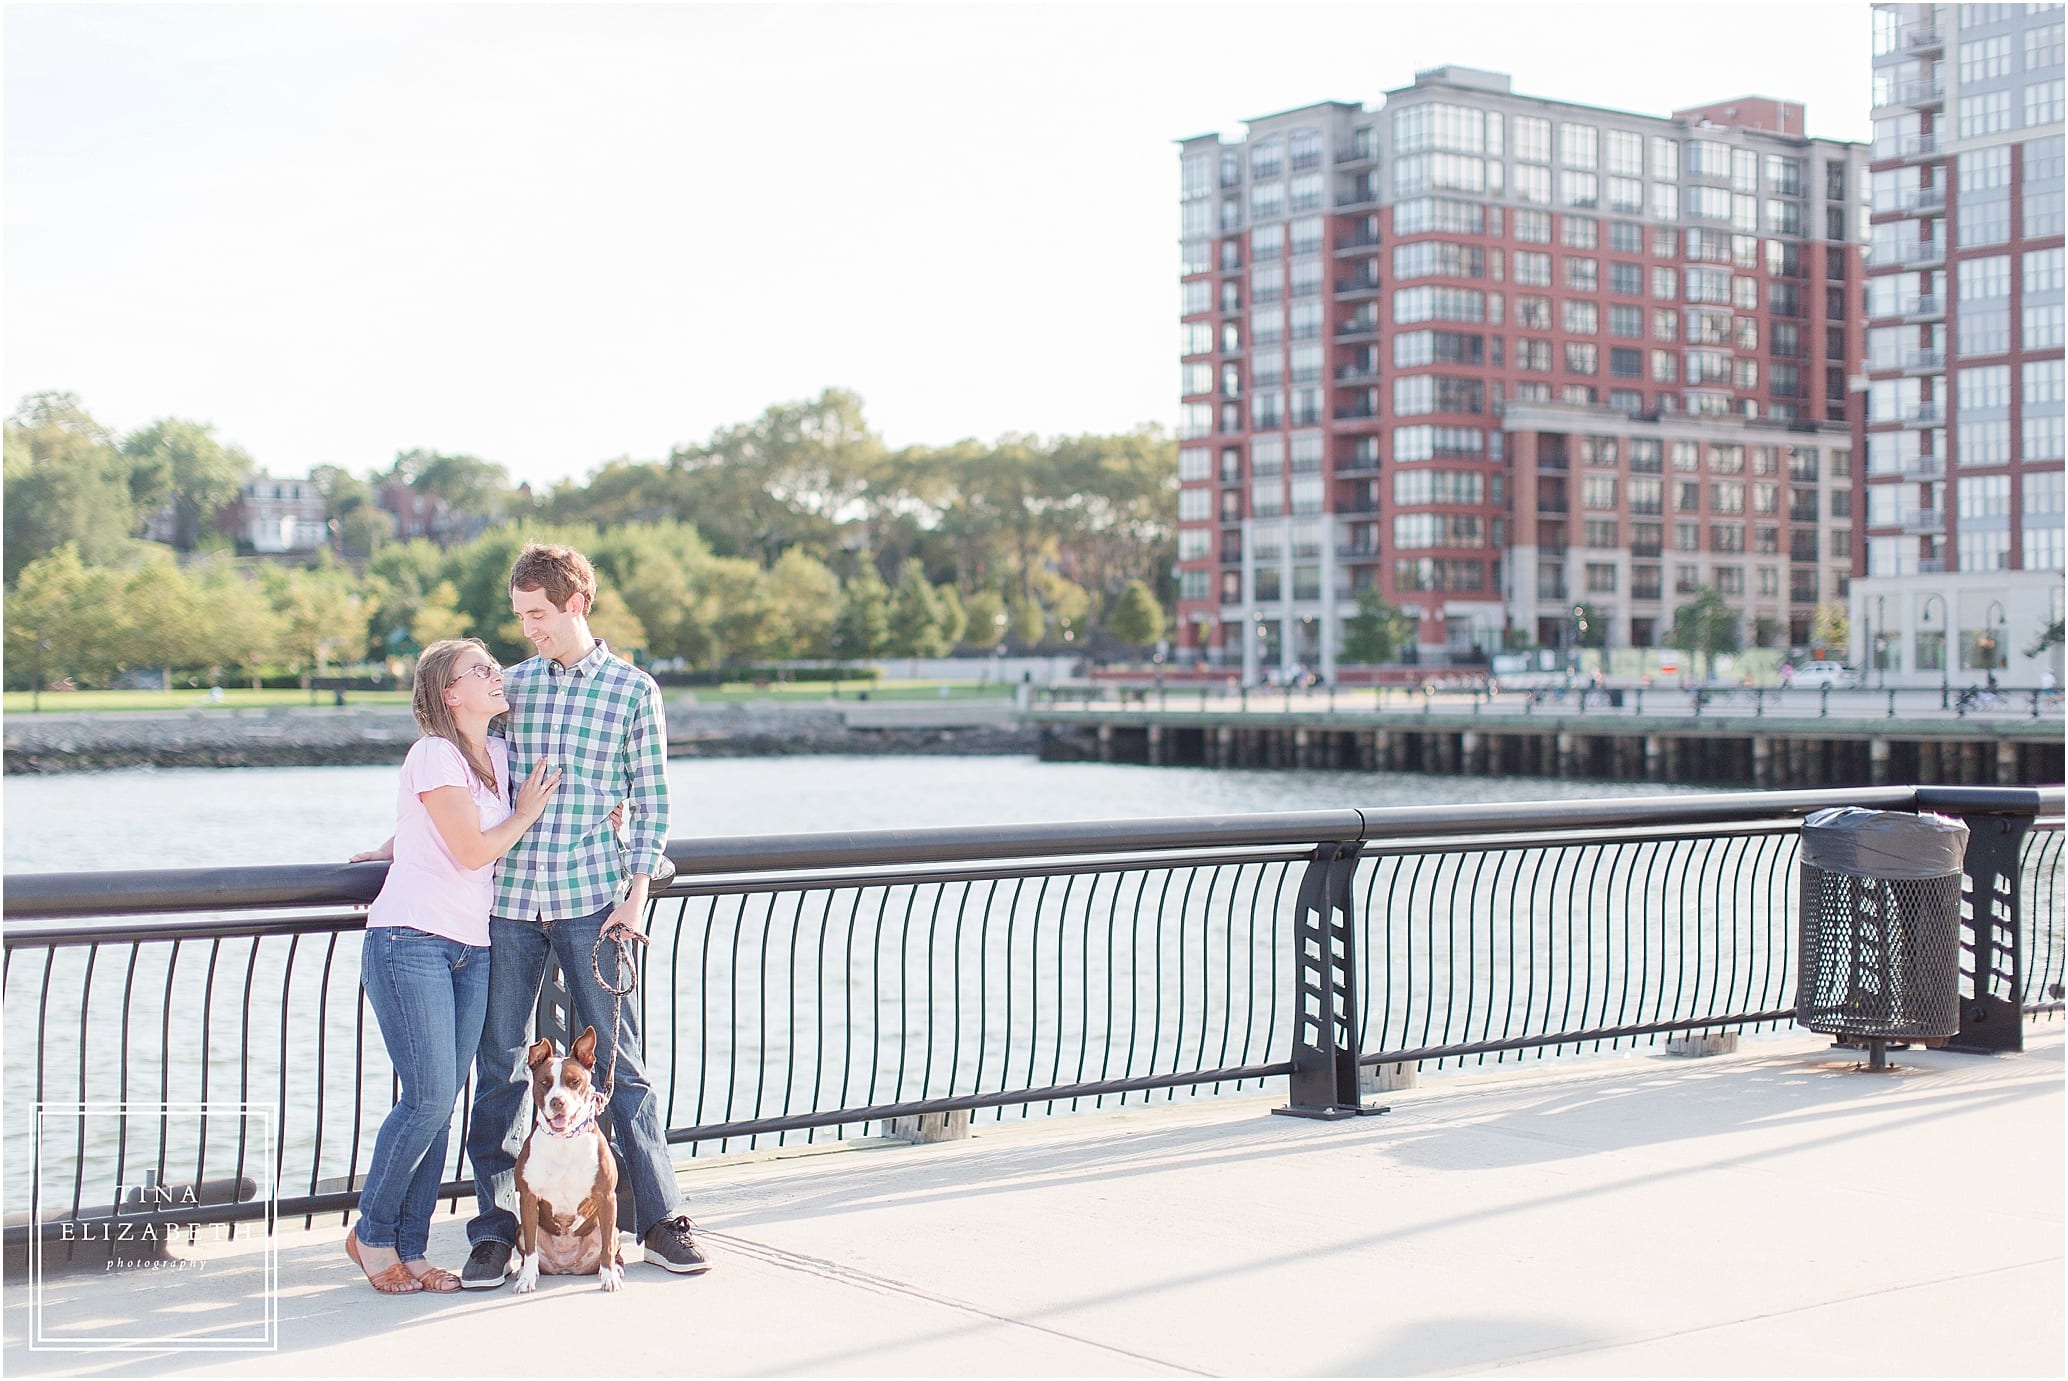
[458,542,708,1287]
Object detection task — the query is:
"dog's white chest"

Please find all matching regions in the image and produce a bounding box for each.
[522,1126,608,1210]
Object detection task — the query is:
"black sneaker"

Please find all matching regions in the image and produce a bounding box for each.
[641,1216,711,1274]
[459,1240,512,1289]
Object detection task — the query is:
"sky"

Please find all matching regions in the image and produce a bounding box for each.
[3,1,1876,491]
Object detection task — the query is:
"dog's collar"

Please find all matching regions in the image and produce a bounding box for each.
[540,1094,605,1140]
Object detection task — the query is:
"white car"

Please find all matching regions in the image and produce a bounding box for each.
[1791,661,1860,689]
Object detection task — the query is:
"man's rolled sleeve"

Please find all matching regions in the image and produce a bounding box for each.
[621,680,670,878]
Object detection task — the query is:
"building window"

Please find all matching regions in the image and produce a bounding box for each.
[2027,414,2066,461]
[1957,90,2013,138]
[2028,79,2065,128]
[2026,303,2066,350]
[1959,530,2011,573]
[1959,33,2013,82]
[1958,474,2012,520]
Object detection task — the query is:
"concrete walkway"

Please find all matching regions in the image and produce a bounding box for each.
[7,1027,2061,1377]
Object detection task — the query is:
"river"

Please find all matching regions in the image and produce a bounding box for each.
[3,755,1714,873]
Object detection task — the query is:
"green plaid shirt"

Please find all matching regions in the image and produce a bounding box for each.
[491,640,670,922]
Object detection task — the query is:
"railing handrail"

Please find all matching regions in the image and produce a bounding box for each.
[8,786,2054,927]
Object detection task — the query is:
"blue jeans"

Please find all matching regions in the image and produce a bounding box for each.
[465,904,684,1245]
[357,926,490,1257]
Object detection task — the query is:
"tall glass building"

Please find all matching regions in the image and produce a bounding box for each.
[1854,3,2065,687]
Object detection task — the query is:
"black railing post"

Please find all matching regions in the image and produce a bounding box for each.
[1275,841,1385,1120]
[1920,787,2042,1054]
[535,957,573,1052]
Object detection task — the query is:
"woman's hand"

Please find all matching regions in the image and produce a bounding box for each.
[350,836,394,864]
[515,759,563,823]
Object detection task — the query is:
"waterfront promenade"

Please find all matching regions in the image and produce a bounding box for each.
[6,1026,2059,1377]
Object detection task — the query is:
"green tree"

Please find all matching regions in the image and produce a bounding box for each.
[1810,602,1850,659]
[118,557,207,689]
[2026,617,2065,660]
[963,588,1007,649]
[886,559,948,658]
[391,449,511,514]
[586,587,649,660]
[410,581,471,649]
[765,548,841,660]
[1571,602,1608,649]
[122,418,254,551]
[4,546,130,687]
[1341,587,1415,665]
[699,556,782,665]
[1007,596,1045,648]
[1107,579,1165,652]
[666,389,882,566]
[3,393,139,582]
[191,563,284,687]
[268,566,373,685]
[1668,587,1743,681]
[933,582,968,650]
[833,563,891,663]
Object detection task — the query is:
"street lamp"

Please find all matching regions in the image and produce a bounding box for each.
[1875,594,1890,685]
[1985,599,2007,676]
[33,636,49,714]
[991,608,1007,685]
[1920,592,1948,708]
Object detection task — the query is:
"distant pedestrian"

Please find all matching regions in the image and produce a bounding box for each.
[1778,662,1795,690]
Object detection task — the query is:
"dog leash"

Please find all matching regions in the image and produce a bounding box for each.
[589,931,637,1114]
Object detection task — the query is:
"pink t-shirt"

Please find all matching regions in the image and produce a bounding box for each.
[366,735,513,945]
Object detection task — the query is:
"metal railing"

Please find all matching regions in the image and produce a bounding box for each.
[5,788,2061,1252]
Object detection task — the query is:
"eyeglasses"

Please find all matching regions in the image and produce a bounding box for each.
[448,662,503,685]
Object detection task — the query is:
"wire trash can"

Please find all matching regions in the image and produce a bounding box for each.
[1796,807,1968,1069]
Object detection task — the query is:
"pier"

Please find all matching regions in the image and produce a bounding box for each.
[1032,696,2066,787]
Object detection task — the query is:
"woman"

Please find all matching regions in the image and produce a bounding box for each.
[345,638,560,1294]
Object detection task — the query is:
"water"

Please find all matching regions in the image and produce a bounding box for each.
[3,756,1712,873]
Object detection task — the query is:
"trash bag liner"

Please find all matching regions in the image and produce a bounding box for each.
[1800,807,1968,880]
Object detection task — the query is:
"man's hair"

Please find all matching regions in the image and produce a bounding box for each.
[509,543,597,612]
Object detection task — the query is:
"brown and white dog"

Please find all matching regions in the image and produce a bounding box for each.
[512,1027,623,1293]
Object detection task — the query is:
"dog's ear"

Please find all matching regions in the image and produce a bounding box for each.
[571,1026,598,1069]
[526,1037,555,1070]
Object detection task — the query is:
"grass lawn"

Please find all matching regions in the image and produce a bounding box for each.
[3,679,1017,715]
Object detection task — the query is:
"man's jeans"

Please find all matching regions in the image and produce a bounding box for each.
[465,903,684,1246]
[357,926,490,1258]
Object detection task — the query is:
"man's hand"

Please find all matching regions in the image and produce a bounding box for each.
[603,874,650,945]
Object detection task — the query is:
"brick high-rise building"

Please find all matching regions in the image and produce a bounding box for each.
[1853,3,2065,688]
[1175,67,1868,682]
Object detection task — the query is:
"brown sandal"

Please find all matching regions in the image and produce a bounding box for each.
[406,1263,462,1292]
[346,1229,424,1295]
